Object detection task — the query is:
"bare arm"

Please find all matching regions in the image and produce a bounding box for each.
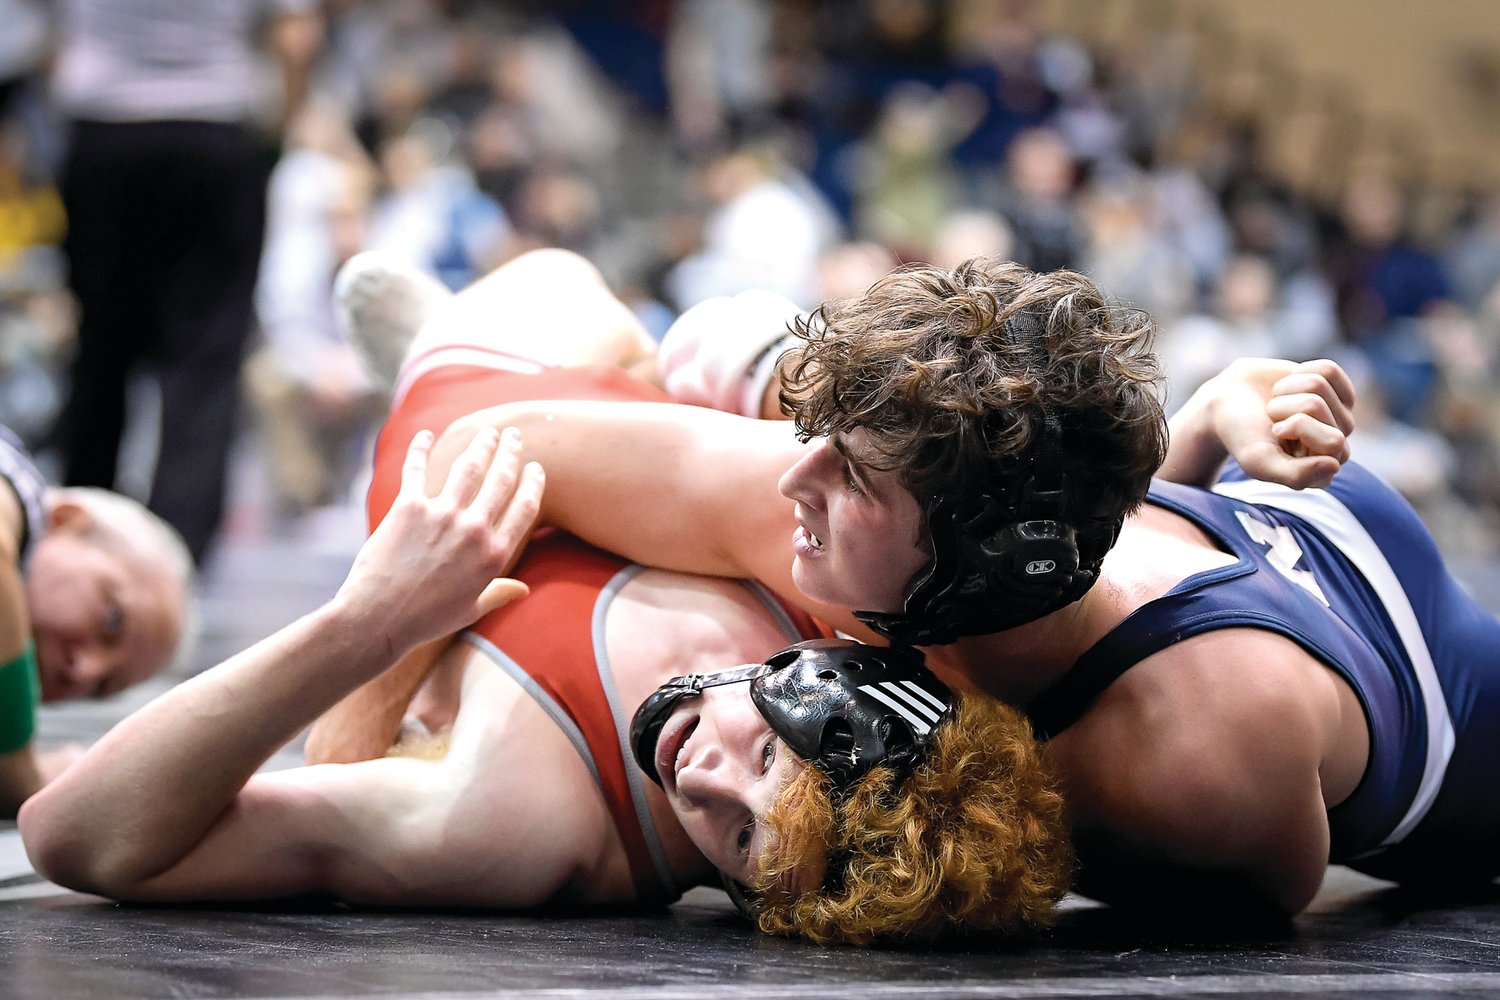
[1055,630,1340,915]
[1160,359,1356,489]
[20,429,543,895]
[433,400,857,631]
[303,639,446,765]
[0,484,40,815]
[266,8,323,131]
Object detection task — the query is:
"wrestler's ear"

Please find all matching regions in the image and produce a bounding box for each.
[46,498,94,535]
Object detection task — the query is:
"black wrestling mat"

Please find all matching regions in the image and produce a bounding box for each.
[6,508,1500,1000]
[4,864,1500,999]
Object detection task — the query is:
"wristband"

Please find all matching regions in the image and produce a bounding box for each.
[0,640,38,754]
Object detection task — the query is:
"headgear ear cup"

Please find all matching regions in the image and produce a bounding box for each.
[855,308,1113,645]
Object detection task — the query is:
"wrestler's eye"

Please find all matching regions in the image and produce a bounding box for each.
[102,602,125,643]
[843,461,863,495]
[761,740,775,774]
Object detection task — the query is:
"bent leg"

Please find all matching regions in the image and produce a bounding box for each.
[340,248,660,398]
[406,248,656,375]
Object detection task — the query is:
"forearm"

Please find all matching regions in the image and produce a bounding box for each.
[436,400,802,581]
[304,638,446,765]
[20,598,391,889]
[1159,380,1228,486]
[268,9,323,128]
[0,747,42,819]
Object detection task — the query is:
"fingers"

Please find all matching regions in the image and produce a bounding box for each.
[1271,411,1350,464]
[440,426,503,507]
[398,430,435,498]
[1270,364,1356,437]
[1296,359,1357,410]
[475,578,529,619]
[492,461,544,551]
[1238,439,1342,490]
[473,427,525,525]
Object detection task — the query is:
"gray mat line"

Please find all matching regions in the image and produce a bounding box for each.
[241,972,1500,999]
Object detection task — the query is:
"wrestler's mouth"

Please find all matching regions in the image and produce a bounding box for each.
[793,525,823,557]
[792,516,824,555]
[657,714,698,794]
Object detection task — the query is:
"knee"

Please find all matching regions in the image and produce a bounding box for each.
[497,248,607,292]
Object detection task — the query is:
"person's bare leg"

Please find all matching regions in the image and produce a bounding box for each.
[408,248,657,371]
[337,248,659,394]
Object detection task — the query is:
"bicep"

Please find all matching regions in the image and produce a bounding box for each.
[120,758,580,909]
[1067,635,1334,914]
[438,401,807,585]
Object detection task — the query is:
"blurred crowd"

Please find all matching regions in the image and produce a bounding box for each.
[2,0,1500,565]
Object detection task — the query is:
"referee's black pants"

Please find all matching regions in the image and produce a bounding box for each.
[57,119,269,565]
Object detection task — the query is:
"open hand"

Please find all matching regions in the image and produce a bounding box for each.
[336,426,544,655]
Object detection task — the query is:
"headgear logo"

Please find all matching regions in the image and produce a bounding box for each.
[1025,559,1057,576]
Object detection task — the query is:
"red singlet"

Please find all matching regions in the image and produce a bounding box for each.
[369,363,825,903]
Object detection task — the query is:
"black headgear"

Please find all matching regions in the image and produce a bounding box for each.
[629,638,952,794]
[853,310,1122,646]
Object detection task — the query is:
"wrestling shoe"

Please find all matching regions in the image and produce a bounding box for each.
[334,251,453,390]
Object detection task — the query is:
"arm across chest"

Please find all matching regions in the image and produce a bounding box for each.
[1045,628,1356,916]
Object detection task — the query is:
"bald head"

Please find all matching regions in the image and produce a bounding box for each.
[25,489,195,702]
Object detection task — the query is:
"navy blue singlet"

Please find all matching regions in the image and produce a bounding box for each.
[1027,462,1500,880]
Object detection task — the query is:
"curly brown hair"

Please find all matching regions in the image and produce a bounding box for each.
[752,694,1072,946]
[779,256,1166,524]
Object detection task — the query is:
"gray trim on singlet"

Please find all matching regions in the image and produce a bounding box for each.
[457,631,602,789]
[591,564,678,897]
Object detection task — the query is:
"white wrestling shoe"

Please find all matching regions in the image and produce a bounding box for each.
[334,251,454,390]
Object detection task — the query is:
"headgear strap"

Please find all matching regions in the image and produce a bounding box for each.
[854,308,1121,645]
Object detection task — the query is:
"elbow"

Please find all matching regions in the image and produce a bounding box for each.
[17,791,93,891]
[18,793,141,897]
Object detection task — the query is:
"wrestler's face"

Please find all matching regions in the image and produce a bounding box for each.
[25,524,183,702]
[778,429,928,614]
[654,679,804,883]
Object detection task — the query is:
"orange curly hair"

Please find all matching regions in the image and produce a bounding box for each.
[752,693,1072,946]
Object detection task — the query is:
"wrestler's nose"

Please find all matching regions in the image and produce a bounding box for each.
[778,442,829,509]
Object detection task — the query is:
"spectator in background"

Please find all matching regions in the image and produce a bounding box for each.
[245,99,381,521]
[665,141,840,309]
[986,127,1083,273]
[1077,175,1194,324]
[48,0,323,567]
[1446,193,1500,314]
[1323,170,1456,424]
[949,0,1060,190]
[814,240,900,302]
[365,118,509,291]
[0,0,46,118]
[1158,253,1283,412]
[848,81,966,258]
[664,0,777,151]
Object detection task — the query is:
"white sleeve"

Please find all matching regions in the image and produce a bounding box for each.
[657,289,806,418]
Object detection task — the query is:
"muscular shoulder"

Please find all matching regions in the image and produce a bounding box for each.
[1050,629,1336,911]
